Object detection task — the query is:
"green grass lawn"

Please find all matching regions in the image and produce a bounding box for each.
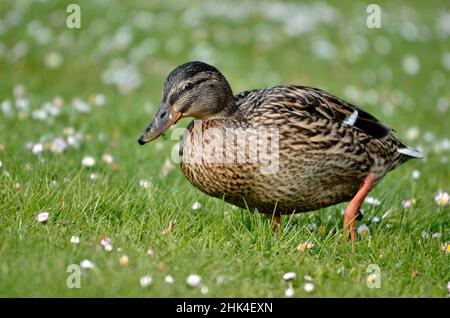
[0,0,449,297]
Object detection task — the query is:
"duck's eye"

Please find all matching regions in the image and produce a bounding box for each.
[183,82,194,91]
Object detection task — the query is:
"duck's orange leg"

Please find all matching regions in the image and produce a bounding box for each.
[272,212,281,234]
[343,173,376,241]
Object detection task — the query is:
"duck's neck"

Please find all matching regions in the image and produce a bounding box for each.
[204,83,237,120]
[210,101,237,120]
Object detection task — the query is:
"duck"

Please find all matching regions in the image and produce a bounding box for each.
[138,61,423,240]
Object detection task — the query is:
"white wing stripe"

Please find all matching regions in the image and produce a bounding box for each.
[343,110,358,126]
[397,147,424,158]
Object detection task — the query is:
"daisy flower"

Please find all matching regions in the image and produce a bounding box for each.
[186,274,202,287]
[442,243,450,254]
[36,212,49,223]
[365,196,381,206]
[70,236,80,244]
[32,143,44,155]
[50,138,67,154]
[285,286,294,297]
[402,54,420,76]
[402,199,416,209]
[304,275,313,282]
[93,94,106,107]
[297,241,315,252]
[357,225,370,237]
[304,282,314,293]
[165,275,175,284]
[81,156,95,167]
[138,179,152,189]
[80,259,95,269]
[100,236,111,247]
[282,272,296,281]
[200,286,209,294]
[140,275,152,287]
[192,202,201,210]
[411,170,421,180]
[434,191,449,206]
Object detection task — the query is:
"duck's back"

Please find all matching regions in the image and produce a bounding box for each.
[179,85,421,214]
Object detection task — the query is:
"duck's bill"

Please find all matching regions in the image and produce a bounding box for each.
[138,106,181,145]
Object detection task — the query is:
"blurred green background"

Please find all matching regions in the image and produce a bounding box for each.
[0,0,449,297]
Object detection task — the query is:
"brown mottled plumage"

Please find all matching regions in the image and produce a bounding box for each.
[138,61,423,239]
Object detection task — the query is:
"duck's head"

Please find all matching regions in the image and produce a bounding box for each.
[138,61,235,145]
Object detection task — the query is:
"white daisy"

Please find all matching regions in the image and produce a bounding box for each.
[434,191,449,206]
[282,272,296,281]
[192,202,201,210]
[70,236,80,244]
[285,286,294,297]
[297,241,315,252]
[402,54,420,76]
[81,156,95,167]
[411,170,420,180]
[165,275,174,284]
[50,138,67,154]
[32,143,44,155]
[80,259,95,269]
[36,212,49,223]
[138,179,152,189]
[94,94,106,106]
[304,282,314,293]
[140,275,152,287]
[304,275,313,282]
[357,225,370,237]
[402,199,416,209]
[365,196,381,206]
[100,237,111,247]
[186,274,202,287]
[200,286,209,294]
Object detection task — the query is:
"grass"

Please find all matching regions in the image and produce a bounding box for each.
[0,0,449,297]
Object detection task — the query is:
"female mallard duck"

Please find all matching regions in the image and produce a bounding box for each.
[138,61,422,240]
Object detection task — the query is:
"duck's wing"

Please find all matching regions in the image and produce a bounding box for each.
[234,89,259,106]
[237,86,392,139]
[294,86,392,139]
